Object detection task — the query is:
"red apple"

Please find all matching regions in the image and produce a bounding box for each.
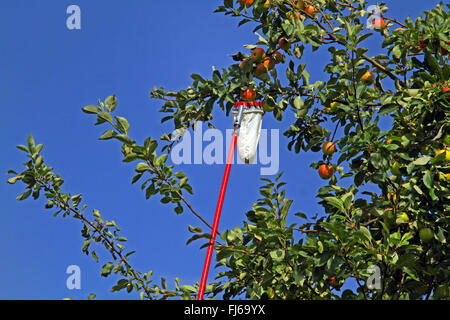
[254,63,268,76]
[241,88,256,101]
[263,56,275,71]
[238,0,254,7]
[272,51,285,64]
[372,18,386,29]
[250,47,266,63]
[318,164,334,180]
[278,37,291,51]
[361,71,375,84]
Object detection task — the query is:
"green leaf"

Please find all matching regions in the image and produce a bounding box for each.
[105,95,118,112]
[16,145,29,153]
[378,104,397,116]
[7,176,23,184]
[161,277,167,290]
[99,129,117,140]
[101,262,115,277]
[96,112,114,125]
[16,190,32,201]
[111,279,128,292]
[27,135,36,154]
[135,162,149,173]
[356,226,372,243]
[93,209,101,218]
[71,194,82,207]
[180,285,197,294]
[91,251,99,263]
[413,156,431,166]
[35,156,43,168]
[324,197,345,213]
[113,134,132,145]
[425,52,443,79]
[280,199,293,219]
[144,138,158,155]
[423,171,433,189]
[122,153,139,163]
[188,225,202,233]
[392,45,402,60]
[293,96,304,109]
[82,105,101,114]
[269,249,285,261]
[131,172,144,184]
[155,154,168,167]
[115,116,130,134]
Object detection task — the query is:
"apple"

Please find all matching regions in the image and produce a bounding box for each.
[250,47,266,63]
[238,0,254,7]
[241,88,256,101]
[361,71,375,84]
[263,56,275,71]
[372,18,386,29]
[433,83,450,94]
[329,276,337,288]
[291,0,305,10]
[391,161,402,177]
[254,63,268,76]
[419,228,433,243]
[239,59,251,70]
[322,141,337,155]
[318,164,334,180]
[305,4,316,15]
[272,51,285,64]
[278,37,291,51]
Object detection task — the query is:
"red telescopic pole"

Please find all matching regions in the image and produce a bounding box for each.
[197,101,251,300]
[197,132,238,300]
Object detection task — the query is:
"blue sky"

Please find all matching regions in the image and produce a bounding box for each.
[0,0,442,300]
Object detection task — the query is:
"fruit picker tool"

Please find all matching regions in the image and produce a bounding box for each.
[197,100,263,300]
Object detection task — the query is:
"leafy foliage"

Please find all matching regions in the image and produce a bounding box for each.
[8,0,450,300]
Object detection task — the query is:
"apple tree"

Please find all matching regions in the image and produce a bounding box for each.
[7,0,450,299]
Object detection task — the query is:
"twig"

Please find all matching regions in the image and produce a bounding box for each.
[38,177,153,299]
[146,160,213,230]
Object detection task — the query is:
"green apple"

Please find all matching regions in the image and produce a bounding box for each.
[391,161,402,176]
[419,228,433,243]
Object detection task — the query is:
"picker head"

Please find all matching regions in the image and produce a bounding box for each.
[232,101,264,164]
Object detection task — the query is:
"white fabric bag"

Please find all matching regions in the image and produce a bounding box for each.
[232,101,263,164]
